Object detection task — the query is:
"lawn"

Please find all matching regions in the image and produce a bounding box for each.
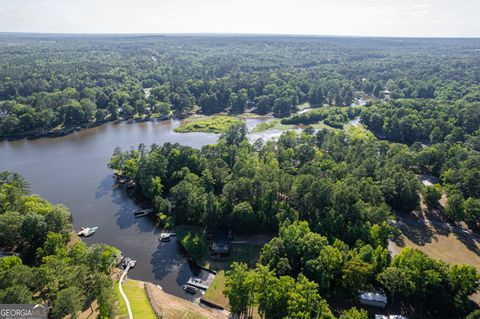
[166,309,211,319]
[203,270,261,318]
[229,243,262,267]
[250,119,295,132]
[115,279,157,319]
[174,115,243,133]
[390,219,480,270]
[202,271,228,309]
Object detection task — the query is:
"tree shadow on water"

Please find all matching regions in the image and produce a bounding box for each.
[95,174,114,199]
[96,176,155,232]
[150,239,194,281]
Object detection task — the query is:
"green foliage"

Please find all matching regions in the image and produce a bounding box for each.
[467,310,480,319]
[422,184,442,210]
[36,232,67,262]
[51,286,86,319]
[260,222,388,297]
[224,263,256,318]
[180,232,208,262]
[225,263,334,319]
[0,256,22,271]
[341,259,374,295]
[0,173,120,318]
[221,122,248,146]
[282,106,359,128]
[0,285,33,304]
[1,35,479,141]
[0,34,479,318]
[339,307,369,319]
[174,116,243,134]
[110,125,431,242]
[445,190,466,222]
[464,197,480,228]
[362,99,480,145]
[378,248,480,317]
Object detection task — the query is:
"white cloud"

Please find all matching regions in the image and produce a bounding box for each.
[0,0,478,36]
[413,3,431,9]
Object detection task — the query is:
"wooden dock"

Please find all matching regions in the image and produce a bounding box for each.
[186,278,209,290]
[133,208,153,218]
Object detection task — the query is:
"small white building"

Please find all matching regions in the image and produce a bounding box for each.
[359,292,388,308]
[382,90,392,101]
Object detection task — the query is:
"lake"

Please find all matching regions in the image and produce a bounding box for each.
[0,117,270,299]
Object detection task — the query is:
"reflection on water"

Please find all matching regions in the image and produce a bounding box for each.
[0,117,275,299]
[0,119,219,298]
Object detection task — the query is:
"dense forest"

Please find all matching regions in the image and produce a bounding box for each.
[110,120,480,318]
[0,172,120,318]
[2,34,480,318]
[1,35,479,137]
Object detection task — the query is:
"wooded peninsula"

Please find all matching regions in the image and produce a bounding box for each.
[1,34,480,319]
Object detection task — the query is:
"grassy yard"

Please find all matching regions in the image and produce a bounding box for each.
[175,225,266,270]
[390,214,480,304]
[166,309,210,319]
[174,115,243,133]
[202,271,228,309]
[390,219,480,270]
[115,279,156,319]
[229,243,262,267]
[251,119,295,132]
[146,282,226,319]
[203,270,261,319]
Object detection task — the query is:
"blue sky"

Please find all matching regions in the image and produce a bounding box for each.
[0,0,479,37]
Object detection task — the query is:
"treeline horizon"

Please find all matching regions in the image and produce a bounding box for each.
[1,35,479,138]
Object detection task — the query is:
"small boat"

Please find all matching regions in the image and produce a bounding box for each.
[84,227,98,237]
[128,259,137,268]
[159,233,171,242]
[78,226,98,236]
[183,285,198,294]
[77,227,87,236]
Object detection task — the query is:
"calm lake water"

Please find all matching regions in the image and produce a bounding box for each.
[0,117,269,298]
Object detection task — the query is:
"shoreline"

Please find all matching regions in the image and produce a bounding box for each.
[0,116,164,141]
[0,109,281,142]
